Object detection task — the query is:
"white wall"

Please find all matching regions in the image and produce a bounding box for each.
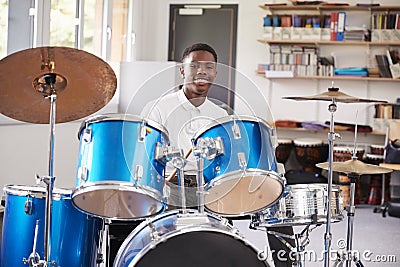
[0,0,398,190]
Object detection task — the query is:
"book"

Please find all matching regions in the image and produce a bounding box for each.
[375,54,392,78]
[337,12,346,41]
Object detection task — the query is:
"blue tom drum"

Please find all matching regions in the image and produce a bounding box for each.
[72,114,169,220]
[194,115,285,217]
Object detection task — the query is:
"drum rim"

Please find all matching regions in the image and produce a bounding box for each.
[370,144,385,149]
[204,169,285,217]
[365,153,384,159]
[193,115,274,140]
[71,181,164,220]
[252,214,344,228]
[277,138,293,144]
[333,146,365,152]
[113,209,267,266]
[78,113,170,141]
[293,138,324,146]
[3,184,71,198]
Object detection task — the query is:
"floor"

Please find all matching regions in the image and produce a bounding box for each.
[234,204,400,267]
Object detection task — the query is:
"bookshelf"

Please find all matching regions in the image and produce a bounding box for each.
[258,4,400,81]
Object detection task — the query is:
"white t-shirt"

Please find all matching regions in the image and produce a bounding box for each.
[141,89,228,175]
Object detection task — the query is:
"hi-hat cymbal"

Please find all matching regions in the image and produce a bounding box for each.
[0,46,117,124]
[316,159,392,175]
[283,87,387,103]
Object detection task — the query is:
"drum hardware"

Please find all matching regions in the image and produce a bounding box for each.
[316,161,392,267]
[284,84,388,267]
[0,46,116,266]
[23,221,47,267]
[232,118,242,139]
[266,224,318,267]
[317,156,391,266]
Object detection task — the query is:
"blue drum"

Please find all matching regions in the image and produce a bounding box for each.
[194,115,284,217]
[72,114,169,220]
[1,185,102,267]
[113,209,269,267]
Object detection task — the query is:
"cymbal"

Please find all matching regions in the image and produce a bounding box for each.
[0,46,117,124]
[316,159,392,175]
[283,87,387,103]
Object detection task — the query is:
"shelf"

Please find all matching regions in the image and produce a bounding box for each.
[260,5,400,12]
[276,127,385,136]
[257,73,400,82]
[257,39,400,46]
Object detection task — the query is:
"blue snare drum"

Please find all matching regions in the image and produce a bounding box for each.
[1,185,101,267]
[194,115,284,217]
[113,209,269,267]
[72,114,169,220]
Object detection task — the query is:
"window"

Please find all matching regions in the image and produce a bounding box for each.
[0,0,8,59]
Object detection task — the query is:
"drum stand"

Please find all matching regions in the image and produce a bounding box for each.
[265,224,319,267]
[333,173,364,267]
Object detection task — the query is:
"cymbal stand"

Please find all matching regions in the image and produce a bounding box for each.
[324,97,341,267]
[333,173,364,267]
[31,74,59,266]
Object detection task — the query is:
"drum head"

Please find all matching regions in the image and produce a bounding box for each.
[204,170,284,217]
[131,231,266,267]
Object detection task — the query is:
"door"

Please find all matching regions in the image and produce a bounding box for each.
[168,4,238,113]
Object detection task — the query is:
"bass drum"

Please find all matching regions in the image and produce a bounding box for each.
[113,209,268,267]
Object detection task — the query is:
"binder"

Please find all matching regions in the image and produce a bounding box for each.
[330,12,338,41]
[337,11,346,41]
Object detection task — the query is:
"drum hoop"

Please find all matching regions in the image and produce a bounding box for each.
[333,146,364,152]
[253,214,344,228]
[365,153,384,159]
[193,115,274,140]
[277,139,292,144]
[3,184,71,199]
[370,144,385,149]
[114,209,266,266]
[72,181,164,209]
[78,113,169,141]
[287,183,340,192]
[72,181,163,198]
[293,138,323,146]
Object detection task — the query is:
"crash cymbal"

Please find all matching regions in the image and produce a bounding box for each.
[0,46,117,124]
[316,159,392,175]
[283,87,387,103]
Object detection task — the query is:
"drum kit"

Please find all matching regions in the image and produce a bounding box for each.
[0,46,395,267]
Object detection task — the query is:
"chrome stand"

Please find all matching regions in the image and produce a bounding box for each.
[26,79,59,266]
[267,224,318,267]
[334,174,364,267]
[196,157,206,214]
[324,98,341,267]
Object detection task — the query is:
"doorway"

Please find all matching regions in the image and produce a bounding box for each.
[168,4,238,112]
